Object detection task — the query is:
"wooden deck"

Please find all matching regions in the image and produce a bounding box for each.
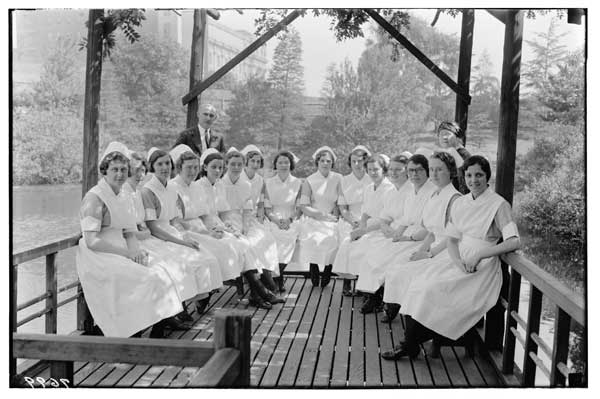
[25,276,502,388]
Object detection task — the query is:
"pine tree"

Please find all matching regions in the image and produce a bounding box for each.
[267,28,305,151]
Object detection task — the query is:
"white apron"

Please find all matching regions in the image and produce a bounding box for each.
[336,172,373,243]
[353,180,438,292]
[333,177,395,275]
[297,171,342,268]
[76,179,182,338]
[380,183,460,299]
[264,174,302,264]
[144,175,223,299]
[397,188,510,340]
[168,176,242,281]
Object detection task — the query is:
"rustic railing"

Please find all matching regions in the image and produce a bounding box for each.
[12,310,251,387]
[482,252,586,387]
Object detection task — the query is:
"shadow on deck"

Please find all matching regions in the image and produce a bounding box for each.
[27,276,502,388]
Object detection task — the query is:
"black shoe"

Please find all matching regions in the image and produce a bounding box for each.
[235,276,245,296]
[177,303,193,322]
[381,342,419,360]
[321,265,333,287]
[309,264,320,287]
[165,316,190,331]
[360,294,383,314]
[249,295,273,310]
[381,303,400,323]
[195,297,210,315]
[342,279,353,296]
[277,264,287,292]
[265,292,285,304]
[149,320,167,338]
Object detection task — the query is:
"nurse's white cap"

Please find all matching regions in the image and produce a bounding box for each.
[101,141,129,164]
[241,144,262,157]
[312,146,337,162]
[400,150,413,159]
[199,148,220,165]
[147,147,161,163]
[351,145,371,157]
[169,144,194,165]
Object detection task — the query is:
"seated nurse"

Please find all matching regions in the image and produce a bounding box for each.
[141,147,223,318]
[76,142,183,338]
[381,155,521,361]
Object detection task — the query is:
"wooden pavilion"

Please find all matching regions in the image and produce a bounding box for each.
[10,8,586,388]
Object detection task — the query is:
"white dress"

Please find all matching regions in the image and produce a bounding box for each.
[220,172,279,274]
[394,188,519,340]
[142,175,223,300]
[337,172,372,241]
[194,176,261,273]
[297,170,343,268]
[332,177,395,275]
[378,183,460,297]
[264,173,303,264]
[355,180,438,293]
[240,169,264,218]
[168,175,242,281]
[76,179,182,338]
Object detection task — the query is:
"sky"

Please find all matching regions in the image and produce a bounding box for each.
[217,8,586,97]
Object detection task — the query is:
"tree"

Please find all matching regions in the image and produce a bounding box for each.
[267,28,305,151]
[523,17,568,90]
[469,49,500,130]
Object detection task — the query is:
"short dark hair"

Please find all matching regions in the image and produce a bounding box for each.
[273,150,296,171]
[99,152,129,175]
[148,149,172,173]
[314,149,335,169]
[463,155,492,182]
[127,152,146,177]
[365,154,389,174]
[437,120,465,145]
[200,152,225,177]
[408,154,429,177]
[175,151,199,172]
[431,151,458,180]
[245,151,264,168]
[347,148,369,168]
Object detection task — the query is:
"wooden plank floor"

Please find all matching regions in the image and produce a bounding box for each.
[28,276,503,388]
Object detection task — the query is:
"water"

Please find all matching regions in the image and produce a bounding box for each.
[12,184,566,384]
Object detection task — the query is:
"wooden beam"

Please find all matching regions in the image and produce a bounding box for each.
[188,348,241,387]
[487,9,508,24]
[186,9,208,128]
[13,334,215,367]
[455,9,474,141]
[364,8,471,104]
[495,10,523,205]
[182,9,302,105]
[45,253,57,334]
[522,285,543,386]
[213,309,252,386]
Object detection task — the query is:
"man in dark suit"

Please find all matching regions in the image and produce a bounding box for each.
[174,103,226,156]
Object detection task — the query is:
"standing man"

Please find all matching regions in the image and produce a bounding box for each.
[174,103,226,156]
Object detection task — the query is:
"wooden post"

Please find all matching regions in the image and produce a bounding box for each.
[502,268,521,373]
[45,253,58,334]
[10,264,18,378]
[80,9,104,333]
[495,10,523,205]
[522,285,542,386]
[50,361,74,387]
[213,309,251,387]
[550,307,571,386]
[454,9,474,141]
[186,9,208,128]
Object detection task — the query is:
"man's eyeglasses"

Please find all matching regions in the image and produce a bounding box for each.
[407,167,426,174]
[203,112,216,118]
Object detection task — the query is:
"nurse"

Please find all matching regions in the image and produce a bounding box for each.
[76,142,183,338]
[168,144,243,285]
[221,148,282,300]
[332,153,395,295]
[240,144,267,222]
[357,153,438,313]
[298,146,343,287]
[263,150,303,292]
[195,149,282,309]
[141,147,223,318]
[381,155,520,360]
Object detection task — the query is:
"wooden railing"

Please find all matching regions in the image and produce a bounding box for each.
[482,252,586,387]
[12,310,251,387]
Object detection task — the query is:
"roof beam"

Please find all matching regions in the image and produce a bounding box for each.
[364,8,471,104]
[182,9,301,105]
[487,9,508,24]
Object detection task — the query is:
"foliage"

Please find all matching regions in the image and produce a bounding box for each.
[32,35,84,110]
[80,9,146,59]
[13,107,82,185]
[469,50,500,129]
